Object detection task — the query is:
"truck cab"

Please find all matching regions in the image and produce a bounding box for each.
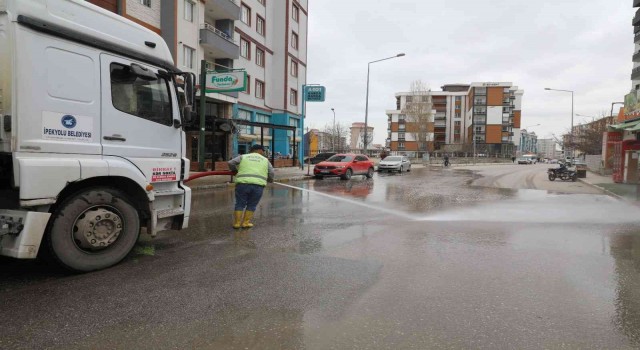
[0,0,195,271]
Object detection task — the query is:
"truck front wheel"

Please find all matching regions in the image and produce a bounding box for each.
[45,188,140,272]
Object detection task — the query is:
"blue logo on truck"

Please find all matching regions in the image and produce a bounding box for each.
[61,115,77,129]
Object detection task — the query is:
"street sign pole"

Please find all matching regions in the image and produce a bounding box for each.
[198,60,207,171]
[301,84,307,169]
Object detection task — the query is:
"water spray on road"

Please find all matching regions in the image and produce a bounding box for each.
[274,182,640,225]
[273,182,417,220]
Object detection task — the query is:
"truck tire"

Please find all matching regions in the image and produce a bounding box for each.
[45,188,140,272]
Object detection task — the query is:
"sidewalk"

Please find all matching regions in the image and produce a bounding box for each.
[578,171,640,203]
[186,166,313,190]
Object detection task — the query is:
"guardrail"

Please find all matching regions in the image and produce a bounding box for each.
[202,23,238,44]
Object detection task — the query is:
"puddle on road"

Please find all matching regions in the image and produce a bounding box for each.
[278,181,640,226]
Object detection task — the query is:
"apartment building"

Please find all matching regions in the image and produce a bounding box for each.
[387,82,523,157]
[85,0,308,167]
[350,123,374,154]
[537,139,558,160]
[518,129,537,155]
[233,0,308,158]
[468,82,523,155]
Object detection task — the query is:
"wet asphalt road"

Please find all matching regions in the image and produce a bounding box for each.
[2,165,640,349]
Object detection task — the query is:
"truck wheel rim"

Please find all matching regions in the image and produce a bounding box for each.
[72,206,124,252]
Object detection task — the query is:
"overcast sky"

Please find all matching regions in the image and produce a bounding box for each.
[304,0,633,144]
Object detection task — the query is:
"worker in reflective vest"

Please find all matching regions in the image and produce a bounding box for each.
[228,144,274,228]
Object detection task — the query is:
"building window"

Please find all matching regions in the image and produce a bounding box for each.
[140,0,151,7]
[398,142,405,149]
[182,45,194,69]
[290,89,298,106]
[398,114,406,121]
[236,109,251,134]
[291,60,298,77]
[256,15,265,36]
[256,48,265,67]
[241,4,251,26]
[184,1,194,22]
[455,112,461,118]
[292,4,299,22]
[240,38,250,59]
[398,132,405,140]
[255,79,265,99]
[256,113,271,135]
[243,75,251,94]
[405,96,413,103]
[291,32,299,49]
[454,121,461,127]
[399,124,406,131]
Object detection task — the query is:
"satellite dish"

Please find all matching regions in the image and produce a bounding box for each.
[219,123,231,132]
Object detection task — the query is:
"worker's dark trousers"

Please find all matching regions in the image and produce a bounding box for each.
[234,183,265,211]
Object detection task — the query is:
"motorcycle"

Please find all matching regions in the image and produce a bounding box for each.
[548,166,577,182]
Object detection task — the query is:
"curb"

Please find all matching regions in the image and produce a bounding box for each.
[189,175,314,191]
[577,178,626,201]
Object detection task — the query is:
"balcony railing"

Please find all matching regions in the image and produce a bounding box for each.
[634,51,640,63]
[203,23,237,44]
[634,9,640,26]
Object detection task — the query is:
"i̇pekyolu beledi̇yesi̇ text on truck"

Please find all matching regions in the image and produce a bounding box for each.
[0,0,197,271]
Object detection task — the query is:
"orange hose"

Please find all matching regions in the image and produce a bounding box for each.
[185,171,235,183]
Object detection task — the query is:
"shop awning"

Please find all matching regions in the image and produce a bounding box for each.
[609,118,640,131]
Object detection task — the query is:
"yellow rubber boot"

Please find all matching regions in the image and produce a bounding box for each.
[241,211,254,228]
[233,211,243,229]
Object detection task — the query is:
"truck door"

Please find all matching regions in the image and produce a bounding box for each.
[100,54,182,183]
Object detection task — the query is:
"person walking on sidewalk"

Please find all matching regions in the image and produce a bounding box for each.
[228,144,274,229]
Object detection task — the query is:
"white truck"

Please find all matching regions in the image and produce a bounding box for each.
[0,0,195,271]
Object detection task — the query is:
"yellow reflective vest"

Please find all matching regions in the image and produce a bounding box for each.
[235,153,269,186]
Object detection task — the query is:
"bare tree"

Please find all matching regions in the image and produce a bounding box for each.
[359,130,374,151]
[402,80,433,155]
[322,122,350,152]
[563,111,611,156]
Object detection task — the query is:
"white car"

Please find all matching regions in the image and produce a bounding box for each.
[378,156,412,173]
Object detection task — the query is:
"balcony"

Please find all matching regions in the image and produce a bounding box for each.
[634,51,640,62]
[200,23,239,59]
[635,0,640,7]
[473,116,486,124]
[632,66,640,80]
[206,0,241,21]
[634,9,640,26]
[435,121,446,127]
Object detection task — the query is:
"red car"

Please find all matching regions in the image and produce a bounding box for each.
[313,154,375,180]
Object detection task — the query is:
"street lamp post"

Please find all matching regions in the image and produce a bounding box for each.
[331,108,336,152]
[364,53,405,154]
[545,88,574,159]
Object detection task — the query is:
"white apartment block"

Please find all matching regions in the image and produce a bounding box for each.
[537,139,558,160]
[86,0,308,167]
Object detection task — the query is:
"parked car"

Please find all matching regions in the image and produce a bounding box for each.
[305,152,337,164]
[517,157,532,164]
[314,154,375,180]
[378,155,411,173]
